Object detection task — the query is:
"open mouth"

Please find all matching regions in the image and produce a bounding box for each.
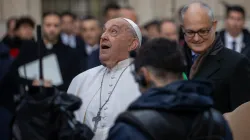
[101,45,110,49]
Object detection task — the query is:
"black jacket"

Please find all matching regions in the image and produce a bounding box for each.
[86,48,101,69]
[183,35,250,113]
[0,42,13,81]
[0,39,83,113]
[107,80,233,140]
[219,29,250,59]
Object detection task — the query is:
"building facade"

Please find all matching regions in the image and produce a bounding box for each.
[0,0,250,37]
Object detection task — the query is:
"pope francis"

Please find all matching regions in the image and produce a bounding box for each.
[67,18,142,140]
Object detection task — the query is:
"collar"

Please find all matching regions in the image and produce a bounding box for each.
[225,32,243,43]
[61,33,73,37]
[107,58,132,72]
[86,44,99,50]
[45,43,53,50]
[192,51,198,56]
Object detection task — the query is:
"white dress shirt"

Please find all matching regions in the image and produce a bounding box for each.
[85,44,99,56]
[61,33,77,48]
[67,58,141,140]
[225,32,244,53]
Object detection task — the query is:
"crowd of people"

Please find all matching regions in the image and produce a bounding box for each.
[1,1,250,140]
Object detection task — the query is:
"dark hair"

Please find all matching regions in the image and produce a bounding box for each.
[144,20,160,30]
[43,11,60,19]
[134,38,185,74]
[14,16,35,31]
[6,17,17,30]
[103,3,121,16]
[80,15,97,21]
[121,6,134,10]
[61,11,76,20]
[80,15,101,27]
[226,5,245,19]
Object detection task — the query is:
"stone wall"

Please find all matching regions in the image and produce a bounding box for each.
[128,0,250,30]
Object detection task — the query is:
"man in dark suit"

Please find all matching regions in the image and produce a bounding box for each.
[79,16,101,69]
[60,11,87,71]
[219,5,250,59]
[181,2,250,113]
[0,12,83,113]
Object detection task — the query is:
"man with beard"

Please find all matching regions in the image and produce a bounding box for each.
[0,12,82,113]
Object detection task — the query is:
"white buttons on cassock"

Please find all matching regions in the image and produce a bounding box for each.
[102,124,106,128]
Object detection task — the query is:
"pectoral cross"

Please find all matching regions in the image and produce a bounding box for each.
[92,111,101,132]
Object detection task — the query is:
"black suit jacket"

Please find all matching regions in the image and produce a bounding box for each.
[0,40,83,113]
[87,48,101,69]
[183,36,250,113]
[219,29,250,59]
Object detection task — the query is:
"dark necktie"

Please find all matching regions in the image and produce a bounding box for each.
[192,54,199,64]
[232,41,236,51]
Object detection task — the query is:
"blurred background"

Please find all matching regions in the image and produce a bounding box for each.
[0,0,250,38]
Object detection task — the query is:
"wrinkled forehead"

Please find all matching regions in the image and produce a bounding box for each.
[104,18,128,30]
[182,6,213,30]
[183,14,212,30]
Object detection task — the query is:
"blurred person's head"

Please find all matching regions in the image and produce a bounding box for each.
[74,18,81,36]
[103,3,121,22]
[100,18,141,69]
[225,5,245,37]
[119,6,137,23]
[80,15,102,46]
[14,16,35,40]
[144,20,160,40]
[181,2,217,54]
[60,11,76,35]
[42,12,61,44]
[6,17,17,38]
[159,19,178,41]
[133,38,185,92]
[140,26,148,37]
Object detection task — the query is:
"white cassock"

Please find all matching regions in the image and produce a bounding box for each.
[67,58,141,140]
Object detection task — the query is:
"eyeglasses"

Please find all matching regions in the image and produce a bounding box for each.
[182,26,213,38]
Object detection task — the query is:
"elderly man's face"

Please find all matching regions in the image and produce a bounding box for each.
[100,18,136,68]
[182,8,217,54]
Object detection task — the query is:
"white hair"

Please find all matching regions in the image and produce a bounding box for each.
[180,1,214,23]
[123,18,142,48]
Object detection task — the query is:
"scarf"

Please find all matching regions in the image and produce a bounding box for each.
[189,35,223,79]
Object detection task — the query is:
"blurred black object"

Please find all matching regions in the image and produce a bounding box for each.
[11,25,94,140]
[12,86,94,140]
